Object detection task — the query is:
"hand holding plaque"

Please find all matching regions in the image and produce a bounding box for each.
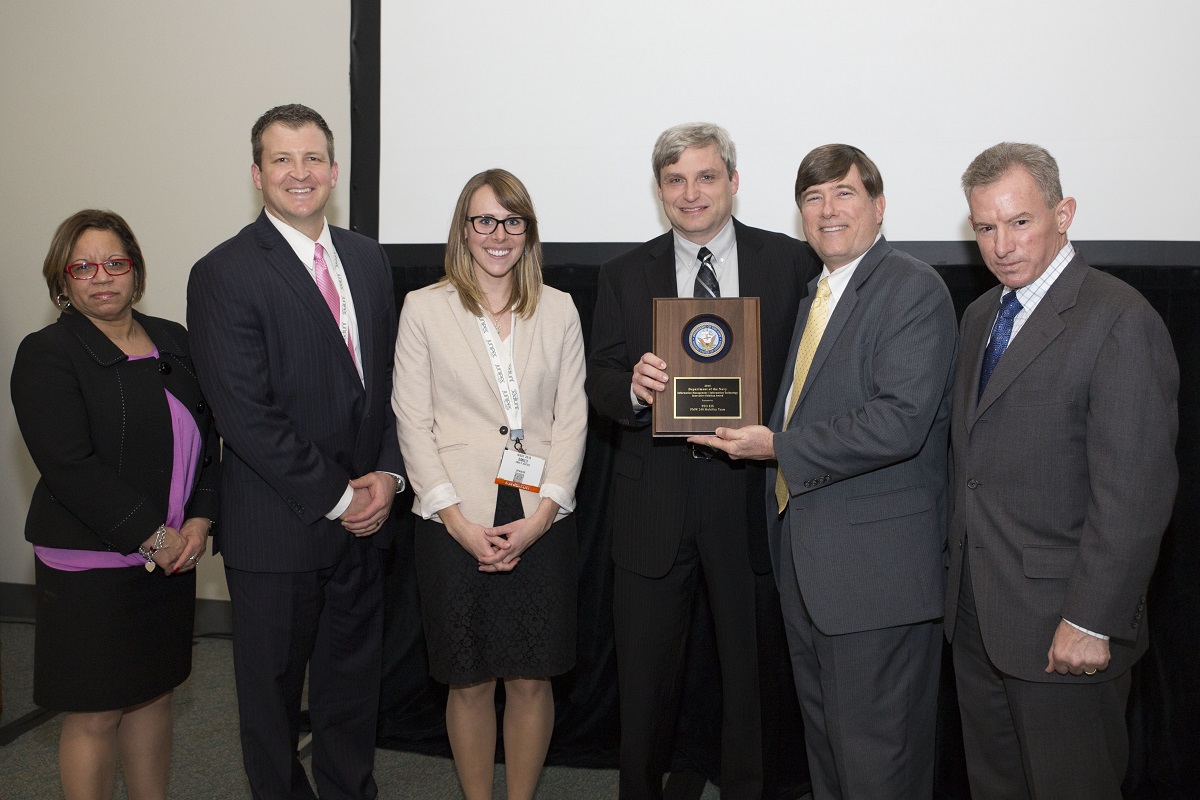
[652,297,762,436]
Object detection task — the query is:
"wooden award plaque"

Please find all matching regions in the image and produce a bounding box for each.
[652,297,762,436]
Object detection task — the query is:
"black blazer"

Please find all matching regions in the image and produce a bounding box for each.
[586,219,814,576]
[11,310,221,553]
[187,211,404,572]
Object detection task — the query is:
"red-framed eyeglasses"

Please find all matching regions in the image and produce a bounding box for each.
[64,259,134,280]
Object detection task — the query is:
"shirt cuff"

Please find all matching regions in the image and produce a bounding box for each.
[630,385,648,411]
[420,482,462,520]
[540,483,575,516]
[383,471,407,493]
[1064,618,1110,641]
[326,485,354,520]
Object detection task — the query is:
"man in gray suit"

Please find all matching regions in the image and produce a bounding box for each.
[692,144,957,798]
[946,142,1178,799]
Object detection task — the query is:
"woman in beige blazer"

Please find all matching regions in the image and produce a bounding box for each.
[392,169,587,800]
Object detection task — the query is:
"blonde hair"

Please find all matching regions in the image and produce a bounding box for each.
[442,169,543,318]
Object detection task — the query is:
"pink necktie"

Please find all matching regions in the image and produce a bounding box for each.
[314,243,357,365]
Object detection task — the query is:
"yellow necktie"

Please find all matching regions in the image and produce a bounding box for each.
[776,277,831,512]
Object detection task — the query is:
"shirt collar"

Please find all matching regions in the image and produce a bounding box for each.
[264,208,333,267]
[672,216,736,273]
[818,232,882,287]
[1006,240,1075,305]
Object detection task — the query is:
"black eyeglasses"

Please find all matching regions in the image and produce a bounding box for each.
[466,216,528,235]
[65,258,134,280]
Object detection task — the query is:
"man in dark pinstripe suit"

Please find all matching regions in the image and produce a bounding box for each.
[188,104,404,800]
[587,123,812,799]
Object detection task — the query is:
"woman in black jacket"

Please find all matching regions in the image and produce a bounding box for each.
[10,209,220,800]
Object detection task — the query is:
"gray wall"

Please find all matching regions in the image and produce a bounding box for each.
[1,1,353,603]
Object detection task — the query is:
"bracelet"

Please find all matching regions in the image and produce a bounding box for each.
[138,524,168,572]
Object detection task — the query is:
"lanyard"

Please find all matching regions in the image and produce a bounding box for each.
[322,245,352,350]
[475,313,525,452]
[319,244,365,383]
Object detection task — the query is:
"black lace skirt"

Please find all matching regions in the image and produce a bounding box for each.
[414,487,577,684]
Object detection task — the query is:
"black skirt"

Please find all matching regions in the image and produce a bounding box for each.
[414,489,577,685]
[34,556,195,711]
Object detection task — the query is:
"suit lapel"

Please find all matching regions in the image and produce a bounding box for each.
[734,220,766,297]
[959,285,1002,422]
[445,285,507,409]
[513,301,537,386]
[780,238,890,426]
[331,229,374,392]
[255,215,361,385]
[972,257,1085,421]
[645,232,677,300]
[770,273,818,429]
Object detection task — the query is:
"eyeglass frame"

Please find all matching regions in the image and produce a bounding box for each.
[466,215,529,236]
[64,258,135,280]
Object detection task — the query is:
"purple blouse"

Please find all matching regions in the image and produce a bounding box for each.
[35,348,202,571]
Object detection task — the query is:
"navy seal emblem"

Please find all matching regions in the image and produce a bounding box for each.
[683,314,733,362]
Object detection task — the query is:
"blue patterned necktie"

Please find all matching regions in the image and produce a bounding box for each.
[978,291,1022,402]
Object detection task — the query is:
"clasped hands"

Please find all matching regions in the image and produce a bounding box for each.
[341,471,398,536]
[140,516,210,574]
[634,352,776,460]
[440,503,555,573]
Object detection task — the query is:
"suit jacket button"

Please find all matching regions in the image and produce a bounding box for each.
[967,478,979,489]
[196,400,207,414]
[203,456,213,467]
[500,426,508,435]
[1131,621,1140,629]
[158,361,172,375]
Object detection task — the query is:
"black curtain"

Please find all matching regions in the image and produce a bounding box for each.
[374,246,1199,799]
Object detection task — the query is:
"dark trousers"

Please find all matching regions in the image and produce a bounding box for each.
[226,537,384,800]
[614,455,763,800]
[952,556,1131,800]
[777,523,941,800]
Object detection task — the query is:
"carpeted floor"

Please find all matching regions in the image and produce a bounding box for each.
[0,621,725,799]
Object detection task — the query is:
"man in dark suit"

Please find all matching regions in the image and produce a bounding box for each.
[694,144,957,798]
[187,104,405,800]
[586,123,811,799]
[945,142,1178,799]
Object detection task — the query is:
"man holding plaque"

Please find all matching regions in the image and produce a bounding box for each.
[691,144,957,798]
[587,123,814,799]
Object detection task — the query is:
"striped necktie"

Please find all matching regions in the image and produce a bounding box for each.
[693,247,719,298]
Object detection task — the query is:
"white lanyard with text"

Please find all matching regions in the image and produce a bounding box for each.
[476,314,544,492]
[319,243,364,384]
[322,244,352,351]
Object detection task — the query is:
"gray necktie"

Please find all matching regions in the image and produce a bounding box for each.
[693,247,719,298]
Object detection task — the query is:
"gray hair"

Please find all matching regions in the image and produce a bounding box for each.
[961,142,1063,209]
[652,122,737,182]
